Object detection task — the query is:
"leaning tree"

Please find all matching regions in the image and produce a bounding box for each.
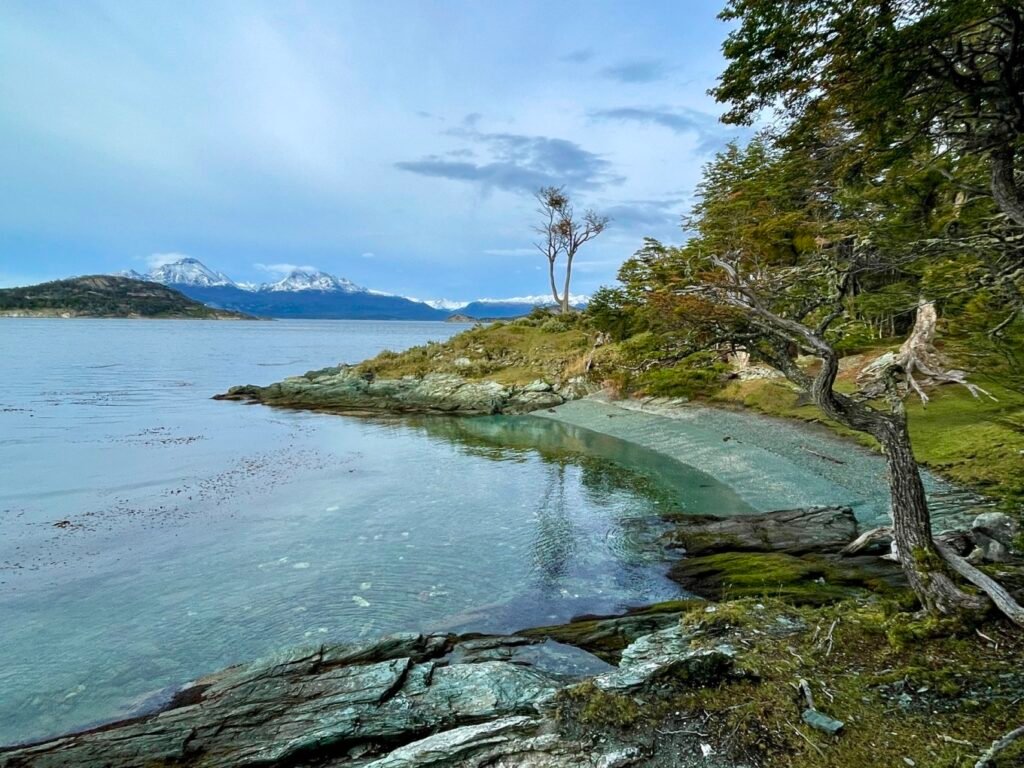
[630,128,1022,623]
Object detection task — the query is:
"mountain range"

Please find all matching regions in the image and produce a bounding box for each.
[118,258,587,320]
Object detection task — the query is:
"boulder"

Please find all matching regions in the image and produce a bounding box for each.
[971,511,1021,563]
[665,505,858,556]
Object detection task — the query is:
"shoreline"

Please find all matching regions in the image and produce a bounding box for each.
[537,395,989,532]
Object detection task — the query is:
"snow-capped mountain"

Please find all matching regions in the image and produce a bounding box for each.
[262,268,364,293]
[115,257,447,320]
[149,258,236,288]
[112,256,586,320]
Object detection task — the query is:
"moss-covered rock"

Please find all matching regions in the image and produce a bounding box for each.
[669,551,908,605]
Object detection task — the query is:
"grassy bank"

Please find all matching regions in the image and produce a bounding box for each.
[359,312,596,385]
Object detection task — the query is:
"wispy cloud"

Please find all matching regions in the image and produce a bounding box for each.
[396,129,622,194]
[600,59,670,83]
[561,48,594,63]
[589,106,744,154]
[601,198,685,229]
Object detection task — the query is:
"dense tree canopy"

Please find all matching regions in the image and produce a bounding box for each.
[586,1,1024,621]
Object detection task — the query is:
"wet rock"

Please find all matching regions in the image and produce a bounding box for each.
[519,599,701,662]
[214,366,578,415]
[0,633,564,768]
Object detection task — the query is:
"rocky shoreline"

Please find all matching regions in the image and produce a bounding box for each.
[215,365,594,415]
[5,505,1020,767]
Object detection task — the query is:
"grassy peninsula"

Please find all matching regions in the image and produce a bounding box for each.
[0,275,251,319]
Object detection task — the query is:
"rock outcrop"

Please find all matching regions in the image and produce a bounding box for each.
[215,366,593,415]
[0,626,732,768]
[664,506,859,556]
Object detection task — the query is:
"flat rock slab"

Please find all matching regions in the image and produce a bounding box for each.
[665,505,858,555]
[0,633,566,768]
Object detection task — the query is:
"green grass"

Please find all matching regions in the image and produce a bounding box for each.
[358,313,594,385]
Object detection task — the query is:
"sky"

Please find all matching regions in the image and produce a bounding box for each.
[0,0,747,300]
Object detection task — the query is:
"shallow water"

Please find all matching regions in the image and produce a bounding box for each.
[0,319,736,746]
[543,399,989,530]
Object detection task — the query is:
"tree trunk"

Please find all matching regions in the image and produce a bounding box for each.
[560,252,574,313]
[800,349,984,616]
[548,257,562,307]
[875,415,988,616]
[990,143,1024,229]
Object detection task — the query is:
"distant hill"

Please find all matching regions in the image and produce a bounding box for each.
[0,276,251,319]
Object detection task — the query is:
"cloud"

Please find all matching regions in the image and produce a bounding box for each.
[561,48,594,63]
[589,106,744,154]
[361,252,376,259]
[462,112,483,128]
[147,252,190,269]
[601,198,685,229]
[255,262,317,275]
[600,59,669,83]
[396,130,622,194]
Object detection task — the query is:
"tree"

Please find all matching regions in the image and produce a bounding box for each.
[534,187,609,313]
[616,134,1023,623]
[713,1,1024,230]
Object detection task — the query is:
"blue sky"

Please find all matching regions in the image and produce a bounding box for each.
[0,1,745,300]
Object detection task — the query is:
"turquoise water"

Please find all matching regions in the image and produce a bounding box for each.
[0,319,740,746]
[543,399,987,530]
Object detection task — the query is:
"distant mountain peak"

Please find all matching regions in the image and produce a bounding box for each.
[149,258,237,288]
[262,268,364,293]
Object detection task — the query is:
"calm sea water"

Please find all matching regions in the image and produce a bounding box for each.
[0,318,748,746]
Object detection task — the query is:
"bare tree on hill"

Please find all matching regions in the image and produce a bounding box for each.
[534,186,609,313]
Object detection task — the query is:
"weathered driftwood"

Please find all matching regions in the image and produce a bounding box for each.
[841,527,974,558]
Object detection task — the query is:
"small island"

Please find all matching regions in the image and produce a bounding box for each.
[0,276,252,320]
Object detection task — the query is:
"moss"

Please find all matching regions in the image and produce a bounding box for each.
[660,598,1024,768]
[669,552,906,606]
[557,680,642,728]
[883,612,972,651]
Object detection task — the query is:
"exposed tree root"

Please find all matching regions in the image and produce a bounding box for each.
[936,543,1024,629]
[859,302,996,403]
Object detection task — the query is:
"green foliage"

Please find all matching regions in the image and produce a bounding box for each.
[637,352,730,399]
